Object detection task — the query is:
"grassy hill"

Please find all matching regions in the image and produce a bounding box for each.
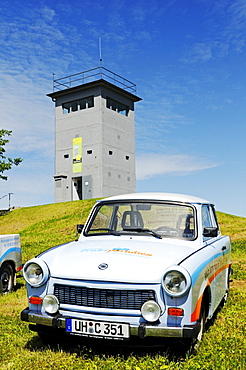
[0,200,245,369]
[0,199,97,262]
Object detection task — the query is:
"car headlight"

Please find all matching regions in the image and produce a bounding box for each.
[43,294,59,314]
[141,300,161,322]
[163,266,191,297]
[23,259,49,287]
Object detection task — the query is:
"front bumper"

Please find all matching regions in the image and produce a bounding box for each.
[21,308,200,339]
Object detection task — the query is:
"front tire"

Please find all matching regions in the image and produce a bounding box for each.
[0,263,14,294]
[220,266,232,307]
[196,306,206,342]
[191,304,207,350]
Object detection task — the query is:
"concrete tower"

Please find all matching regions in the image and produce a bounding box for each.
[47,67,141,202]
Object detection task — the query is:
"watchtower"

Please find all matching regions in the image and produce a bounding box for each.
[47,67,141,202]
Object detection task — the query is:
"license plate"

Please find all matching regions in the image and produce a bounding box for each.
[66,318,130,340]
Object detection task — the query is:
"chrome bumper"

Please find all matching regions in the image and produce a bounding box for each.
[21,308,200,339]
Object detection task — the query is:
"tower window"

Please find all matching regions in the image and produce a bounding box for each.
[79,96,94,110]
[63,102,70,114]
[87,150,93,154]
[126,155,129,160]
[71,101,78,112]
[62,96,94,114]
[106,97,129,116]
[109,151,113,155]
[64,154,69,158]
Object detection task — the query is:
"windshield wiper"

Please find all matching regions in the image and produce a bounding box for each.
[122,228,162,239]
[89,228,120,236]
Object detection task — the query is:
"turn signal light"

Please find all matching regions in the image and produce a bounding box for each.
[168,307,184,316]
[29,296,43,305]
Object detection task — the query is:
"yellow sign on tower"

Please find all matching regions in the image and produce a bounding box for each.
[72,137,82,173]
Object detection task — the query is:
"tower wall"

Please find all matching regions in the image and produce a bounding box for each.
[48,74,141,202]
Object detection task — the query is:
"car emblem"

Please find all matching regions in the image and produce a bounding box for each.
[98,263,108,270]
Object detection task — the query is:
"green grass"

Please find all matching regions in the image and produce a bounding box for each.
[0,201,245,369]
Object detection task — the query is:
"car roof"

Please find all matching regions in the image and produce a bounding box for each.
[100,192,212,205]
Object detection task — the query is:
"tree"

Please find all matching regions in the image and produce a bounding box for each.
[0,129,23,180]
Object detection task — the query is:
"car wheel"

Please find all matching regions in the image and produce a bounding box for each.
[196,306,206,342]
[220,267,231,307]
[0,263,14,294]
[192,304,206,349]
[220,290,229,307]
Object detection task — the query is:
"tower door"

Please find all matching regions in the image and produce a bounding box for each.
[72,175,92,200]
[72,177,82,200]
[82,175,92,199]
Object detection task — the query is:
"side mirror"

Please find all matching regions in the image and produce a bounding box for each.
[77,224,84,234]
[203,227,218,238]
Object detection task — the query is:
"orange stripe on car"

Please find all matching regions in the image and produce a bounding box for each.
[191,263,230,322]
[208,263,230,284]
[191,293,203,322]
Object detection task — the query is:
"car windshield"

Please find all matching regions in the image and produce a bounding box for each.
[84,201,196,240]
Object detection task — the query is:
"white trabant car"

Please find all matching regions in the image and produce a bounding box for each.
[21,193,231,344]
[0,234,22,294]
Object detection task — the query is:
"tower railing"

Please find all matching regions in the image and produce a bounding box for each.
[53,67,137,94]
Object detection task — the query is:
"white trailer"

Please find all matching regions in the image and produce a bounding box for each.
[0,234,22,294]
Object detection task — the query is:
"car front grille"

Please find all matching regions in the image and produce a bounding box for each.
[54,284,156,310]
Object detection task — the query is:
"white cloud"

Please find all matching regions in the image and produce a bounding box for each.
[136,153,219,180]
[179,0,246,65]
[41,6,56,21]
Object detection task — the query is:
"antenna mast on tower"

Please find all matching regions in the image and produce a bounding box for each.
[99,37,102,68]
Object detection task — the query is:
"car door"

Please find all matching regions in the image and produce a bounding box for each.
[202,205,229,313]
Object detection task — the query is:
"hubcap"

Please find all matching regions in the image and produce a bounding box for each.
[1,271,10,292]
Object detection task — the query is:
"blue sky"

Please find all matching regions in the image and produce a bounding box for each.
[0,0,246,217]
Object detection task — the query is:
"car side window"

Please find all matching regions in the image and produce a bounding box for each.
[210,205,219,228]
[202,205,212,229]
[202,205,219,240]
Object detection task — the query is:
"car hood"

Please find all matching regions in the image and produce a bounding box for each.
[39,236,195,284]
